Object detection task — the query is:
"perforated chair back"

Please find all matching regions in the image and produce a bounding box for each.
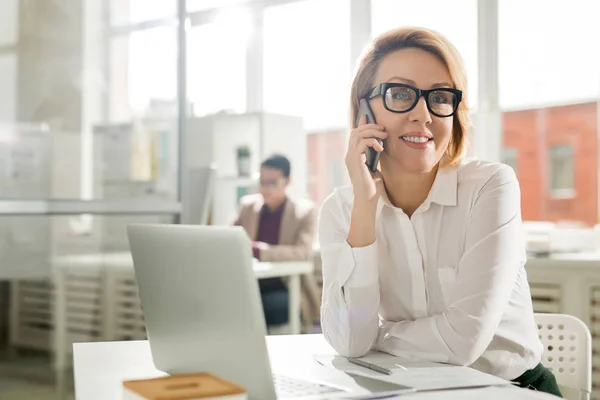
[535,313,591,398]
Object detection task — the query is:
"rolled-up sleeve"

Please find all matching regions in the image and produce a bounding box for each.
[375,166,526,366]
[319,194,381,357]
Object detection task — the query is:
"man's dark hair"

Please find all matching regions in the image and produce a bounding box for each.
[261,154,291,178]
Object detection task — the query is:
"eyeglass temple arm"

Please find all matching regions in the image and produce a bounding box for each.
[366,85,383,99]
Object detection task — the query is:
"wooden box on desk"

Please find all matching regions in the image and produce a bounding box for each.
[123,372,247,400]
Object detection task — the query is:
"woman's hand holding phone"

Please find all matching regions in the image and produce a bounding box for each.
[345,114,387,204]
[345,114,387,248]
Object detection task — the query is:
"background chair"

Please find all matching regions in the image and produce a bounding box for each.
[535,313,592,400]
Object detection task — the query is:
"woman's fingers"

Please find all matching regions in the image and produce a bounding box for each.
[355,138,384,155]
[350,127,387,147]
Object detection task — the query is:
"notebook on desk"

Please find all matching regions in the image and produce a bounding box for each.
[314,351,511,392]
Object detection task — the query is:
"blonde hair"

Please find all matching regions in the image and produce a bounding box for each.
[350,27,470,166]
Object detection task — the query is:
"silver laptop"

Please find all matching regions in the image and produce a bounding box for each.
[127,224,414,399]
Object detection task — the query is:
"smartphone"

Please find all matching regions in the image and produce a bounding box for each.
[355,99,383,172]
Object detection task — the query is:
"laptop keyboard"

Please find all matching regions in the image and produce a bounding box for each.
[274,374,344,398]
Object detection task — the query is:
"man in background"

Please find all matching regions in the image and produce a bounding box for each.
[234,154,320,329]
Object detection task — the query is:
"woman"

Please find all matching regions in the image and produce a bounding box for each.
[319,27,561,396]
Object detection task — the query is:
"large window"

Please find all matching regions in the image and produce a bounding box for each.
[499,0,600,225]
[499,0,600,110]
[110,0,175,26]
[187,17,248,117]
[0,0,18,122]
[263,0,351,131]
[0,54,16,121]
[0,0,17,46]
[264,0,351,206]
[110,26,177,121]
[187,0,250,12]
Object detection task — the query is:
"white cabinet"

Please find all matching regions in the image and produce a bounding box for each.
[186,112,307,225]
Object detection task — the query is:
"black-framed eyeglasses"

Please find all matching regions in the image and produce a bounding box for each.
[366,83,462,118]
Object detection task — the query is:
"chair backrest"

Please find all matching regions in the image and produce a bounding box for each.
[535,313,592,395]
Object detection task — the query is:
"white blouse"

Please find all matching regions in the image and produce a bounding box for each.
[318,160,543,381]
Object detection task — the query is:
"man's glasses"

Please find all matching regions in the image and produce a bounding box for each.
[366,83,462,118]
[259,178,286,189]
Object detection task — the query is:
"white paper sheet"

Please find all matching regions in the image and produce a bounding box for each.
[313,351,511,391]
[314,351,449,371]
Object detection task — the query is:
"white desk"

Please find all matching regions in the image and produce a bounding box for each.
[51,253,313,396]
[73,334,557,400]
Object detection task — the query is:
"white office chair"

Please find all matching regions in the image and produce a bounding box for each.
[535,313,592,400]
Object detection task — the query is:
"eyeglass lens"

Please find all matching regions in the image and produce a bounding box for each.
[384,86,458,117]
